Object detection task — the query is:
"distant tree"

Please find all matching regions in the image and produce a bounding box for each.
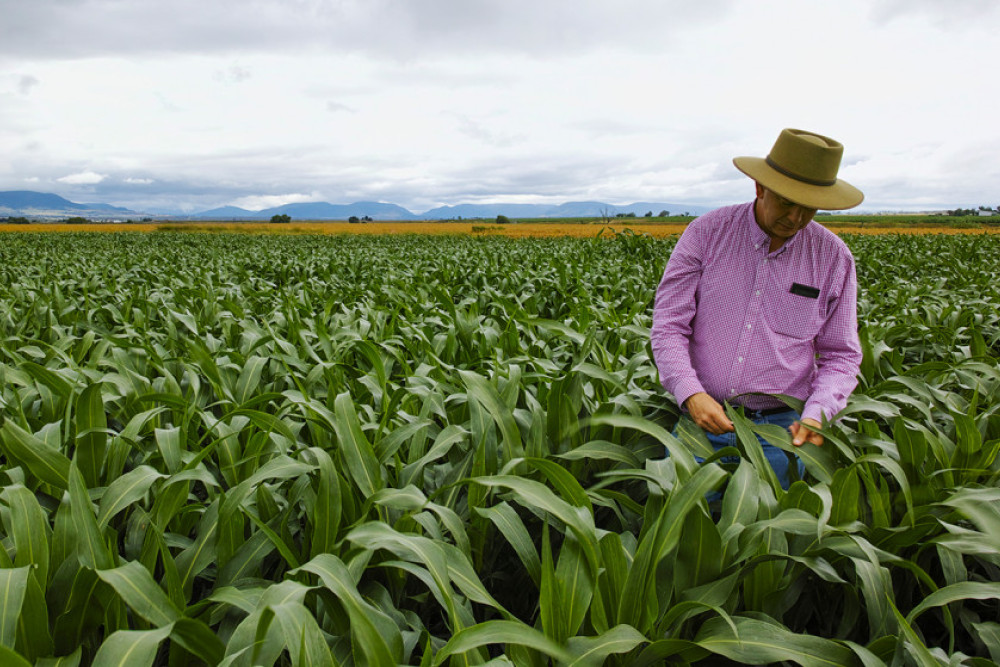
[65,216,89,224]
[644,211,653,217]
[348,215,361,224]
[6,216,30,224]
[362,215,373,222]
[658,210,669,217]
[270,214,291,223]
[496,215,511,224]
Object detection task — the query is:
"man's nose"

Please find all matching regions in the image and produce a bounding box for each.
[788,206,811,224]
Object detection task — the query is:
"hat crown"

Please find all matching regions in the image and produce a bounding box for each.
[766,129,843,187]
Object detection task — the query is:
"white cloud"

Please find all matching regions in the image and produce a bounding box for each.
[57,171,106,184]
[17,75,39,94]
[1,0,999,213]
[213,65,252,84]
[228,193,324,211]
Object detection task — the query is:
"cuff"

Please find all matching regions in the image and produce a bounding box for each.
[671,377,706,412]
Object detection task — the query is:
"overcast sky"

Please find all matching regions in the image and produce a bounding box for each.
[1,0,998,214]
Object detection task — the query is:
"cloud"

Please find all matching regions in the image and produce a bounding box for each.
[17,75,39,94]
[213,65,252,84]
[228,192,325,211]
[124,177,154,185]
[869,0,1000,28]
[57,171,106,184]
[0,0,736,60]
[326,101,356,113]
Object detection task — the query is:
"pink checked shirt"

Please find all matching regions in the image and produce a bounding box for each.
[651,201,862,423]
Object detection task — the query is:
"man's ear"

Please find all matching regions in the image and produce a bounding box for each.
[754,181,765,199]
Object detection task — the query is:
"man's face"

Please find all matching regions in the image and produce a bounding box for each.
[754,183,818,243]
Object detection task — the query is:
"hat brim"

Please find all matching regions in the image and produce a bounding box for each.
[733,156,863,211]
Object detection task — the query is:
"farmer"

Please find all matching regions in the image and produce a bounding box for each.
[650,128,864,488]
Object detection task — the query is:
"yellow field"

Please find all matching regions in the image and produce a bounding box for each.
[1,221,998,238]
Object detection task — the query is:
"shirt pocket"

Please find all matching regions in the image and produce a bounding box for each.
[765,288,825,340]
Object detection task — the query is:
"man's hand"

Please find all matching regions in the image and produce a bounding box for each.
[685,392,734,435]
[790,418,823,446]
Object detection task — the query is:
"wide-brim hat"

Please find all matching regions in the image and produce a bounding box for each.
[733,128,863,210]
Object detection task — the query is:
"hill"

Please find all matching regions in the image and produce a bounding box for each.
[0,190,134,218]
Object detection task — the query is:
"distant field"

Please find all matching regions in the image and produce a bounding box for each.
[1,215,998,237]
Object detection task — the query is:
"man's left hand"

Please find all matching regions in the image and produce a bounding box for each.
[790,418,823,446]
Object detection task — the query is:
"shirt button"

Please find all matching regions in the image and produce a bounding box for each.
[763,259,768,264]
[755,290,761,296]
[738,357,744,363]
[746,323,752,330]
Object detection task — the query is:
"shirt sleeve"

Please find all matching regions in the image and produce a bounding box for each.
[650,221,706,409]
[802,250,863,422]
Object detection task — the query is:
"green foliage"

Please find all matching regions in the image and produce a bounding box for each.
[0,231,997,664]
[269,214,292,224]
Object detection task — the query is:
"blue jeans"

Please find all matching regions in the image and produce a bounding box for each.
[676,409,805,491]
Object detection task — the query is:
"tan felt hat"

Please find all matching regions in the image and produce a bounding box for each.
[733,128,864,210]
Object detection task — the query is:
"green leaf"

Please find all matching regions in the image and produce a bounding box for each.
[0,644,32,667]
[432,620,573,666]
[673,505,722,590]
[972,622,1000,664]
[68,464,114,570]
[695,616,856,667]
[233,356,268,406]
[469,475,600,576]
[565,624,648,667]
[293,554,402,665]
[0,421,72,491]
[581,412,697,477]
[96,561,180,627]
[907,581,1000,623]
[332,392,383,497]
[74,383,108,487]
[35,647,82,667]
[475,501,541,587]
[97,466,167,529]
[461,369,524,462]
[1,484,53,587]
[0,567,30,648]
[91,625,172,667]
[305,447,341,559]
[269,601,335,667]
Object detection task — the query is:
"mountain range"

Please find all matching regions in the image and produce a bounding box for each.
[196,199,713,220]
[0,190,714,221]
[0,191,135,218]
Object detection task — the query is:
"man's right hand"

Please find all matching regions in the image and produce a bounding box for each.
[684,392,734,435]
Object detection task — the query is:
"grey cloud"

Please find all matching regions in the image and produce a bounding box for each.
[869,0,1000,28]
[0,0,736,60]
[213,65,252,84]
[326,101,356,113]
[17,75,40,94]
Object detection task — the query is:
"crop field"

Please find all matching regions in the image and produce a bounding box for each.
[0,230,997,665]
[2,219,999,238]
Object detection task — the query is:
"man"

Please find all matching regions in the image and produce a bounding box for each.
[650,128,864,487]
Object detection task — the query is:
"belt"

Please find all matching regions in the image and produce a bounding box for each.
[737,406,793,418]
